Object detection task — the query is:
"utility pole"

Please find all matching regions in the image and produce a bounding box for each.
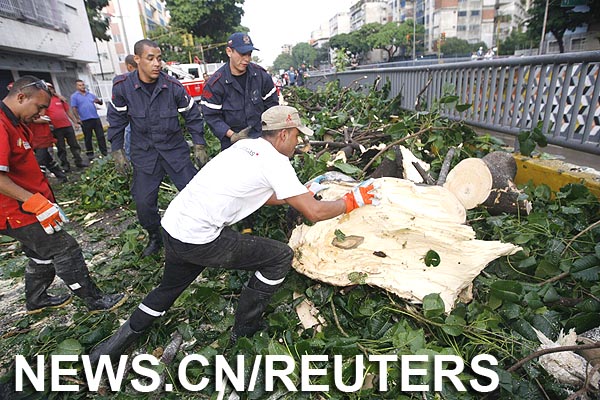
[539,0,550,55]
[413,0,417,60]
[94,40,105,80]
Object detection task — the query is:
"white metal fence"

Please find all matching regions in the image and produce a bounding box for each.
[308,51,600,155]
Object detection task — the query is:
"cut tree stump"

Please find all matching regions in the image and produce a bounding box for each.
[481,151,532,215]
[443,158,493,209]
[444,151,532,215]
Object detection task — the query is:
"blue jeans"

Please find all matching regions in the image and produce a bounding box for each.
[129,227,293,331]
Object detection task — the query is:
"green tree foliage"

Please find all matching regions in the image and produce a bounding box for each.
[367,20,424,60]
[147,26,188,63]
[314,44,331,69]
[328,31,369,58]
[527,0,596,53]
[165,0,245,60]
[440,37,476,56]
[84,0,110,42]
[291,42,317,68]
[499,29,536,55]
[272,53,295,73]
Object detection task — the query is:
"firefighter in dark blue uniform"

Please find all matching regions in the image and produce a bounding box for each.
[201,32,279,151]
[107,39,207,257]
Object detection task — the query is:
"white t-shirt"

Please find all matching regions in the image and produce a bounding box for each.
[161,137,307,244]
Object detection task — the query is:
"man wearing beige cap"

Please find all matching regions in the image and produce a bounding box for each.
[90,105,379,360]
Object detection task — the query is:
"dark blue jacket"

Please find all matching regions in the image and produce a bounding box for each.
[200,62,278,150]
[107,70,205,174]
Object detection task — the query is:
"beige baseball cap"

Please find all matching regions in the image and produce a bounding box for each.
[261,105,314,136]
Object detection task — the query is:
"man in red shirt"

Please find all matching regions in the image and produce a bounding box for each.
[0,76,125,314]
[29,112,68,183]
[45,83,87,171]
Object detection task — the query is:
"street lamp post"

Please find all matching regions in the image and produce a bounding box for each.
[413,0,416,60]
[539,0,550,54]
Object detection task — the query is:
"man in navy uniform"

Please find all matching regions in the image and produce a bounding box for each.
[201,32,279,151]
[107,39,207,257]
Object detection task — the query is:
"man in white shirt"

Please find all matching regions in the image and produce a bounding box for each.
[90,106,378,360]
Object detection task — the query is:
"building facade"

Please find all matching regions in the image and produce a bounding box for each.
[92,0,170,78]
[0,0,97,101]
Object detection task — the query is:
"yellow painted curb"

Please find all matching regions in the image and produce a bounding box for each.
[513,155,600,199]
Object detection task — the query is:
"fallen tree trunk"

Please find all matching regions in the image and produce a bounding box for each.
[443,151,532,214]
[289,178,521,312]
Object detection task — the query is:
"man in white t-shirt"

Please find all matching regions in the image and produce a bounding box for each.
[90,106,379,360]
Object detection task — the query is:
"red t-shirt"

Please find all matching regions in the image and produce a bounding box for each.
[0,102,55,230]
[45,95,72,129]
[29,121,56,149]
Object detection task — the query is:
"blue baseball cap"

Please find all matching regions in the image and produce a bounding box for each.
[227,32,259,54]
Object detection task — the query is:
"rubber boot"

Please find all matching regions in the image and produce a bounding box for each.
[89,320,143,365]
[230,285,273,344]
[141,229,163,257]
[71,278,127,313]
[25,264,72,314]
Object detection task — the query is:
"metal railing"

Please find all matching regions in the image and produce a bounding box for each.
[307,51,600,155]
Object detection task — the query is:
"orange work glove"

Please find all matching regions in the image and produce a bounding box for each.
[343,179,380,213]
[22,193,69,234]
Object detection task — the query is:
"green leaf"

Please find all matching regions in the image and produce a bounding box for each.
[455,103,472,112]
[423,293,445,318]
[560,206,582,214]
[333,161,362,176]
[424,249,441,267]
[439,95,459,104]
[334,229,346,241]
[571,255,600,281]
[442,315,466,336]
[490,280,523,303]
[54,339,83,356]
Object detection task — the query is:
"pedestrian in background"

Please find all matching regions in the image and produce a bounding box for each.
[297,63,307,87]
[70,79,107,160]
[201,32,279,151]
[45,82,87,171]
[90,105,379,361]
[0,76,125,314]
[28,111,68,183]
[107,39,206,257]
[287,66,296,86]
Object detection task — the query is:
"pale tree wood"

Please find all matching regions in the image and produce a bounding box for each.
[443,158,493,209]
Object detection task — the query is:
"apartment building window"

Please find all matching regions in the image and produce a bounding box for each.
[458,11,467,16]
[457,25,467,31]
[471,10,480,15]
[571,38,585,51]
[113,33,121,43]
[0,0,68,32]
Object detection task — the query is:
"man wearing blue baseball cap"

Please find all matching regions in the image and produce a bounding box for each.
[200,32,279,151]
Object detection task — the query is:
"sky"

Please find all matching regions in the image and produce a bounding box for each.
[240,0,355,68]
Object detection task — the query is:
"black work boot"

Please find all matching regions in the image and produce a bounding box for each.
[230,285,273,344]
[71,279,127,313]
[73,149,88,168]
[48,165,68,183]
[25,265,72,314]
[89,320,143,365]
[141,229,163,257]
